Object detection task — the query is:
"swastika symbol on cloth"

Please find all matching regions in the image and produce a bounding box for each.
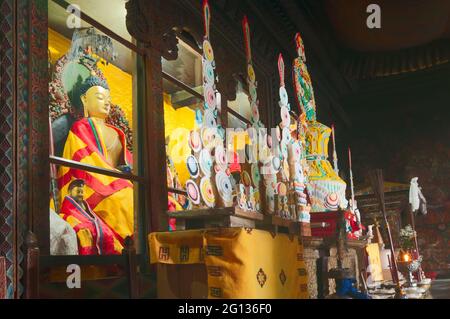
[207,266,222,277]
[206,245,223,256]
[297,268,307,276]
[159,247,170,260]
[180,246,189,262]
[210,287,223,298]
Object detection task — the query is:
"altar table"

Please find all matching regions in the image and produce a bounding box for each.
[149,228,309,299]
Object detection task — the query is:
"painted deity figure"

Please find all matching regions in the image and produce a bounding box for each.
[57,76,134,249]
[292,34,316,122]
[292,33,347,212]
[59,179,123,255]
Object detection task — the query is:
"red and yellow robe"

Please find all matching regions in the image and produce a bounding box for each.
[58,118,134,247]
[59,195,123,255]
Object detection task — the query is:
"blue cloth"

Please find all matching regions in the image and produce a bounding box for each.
[336,278,371,299]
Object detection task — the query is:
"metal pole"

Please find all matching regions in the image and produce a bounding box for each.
[409,203,423,281]
[49,117,59,212]
[369,169,401,292]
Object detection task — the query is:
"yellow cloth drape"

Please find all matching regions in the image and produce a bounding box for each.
[58,118,134,243]
[149,228,309,299]
[366,243,384,282]
[163,94,195,186]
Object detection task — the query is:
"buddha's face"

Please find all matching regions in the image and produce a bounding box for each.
[70,185,85,204]
[81,86,111,120]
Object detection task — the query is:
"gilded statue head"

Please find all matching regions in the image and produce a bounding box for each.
[79,76,111,120]
[295,33,306,62]
[68,179,86,204]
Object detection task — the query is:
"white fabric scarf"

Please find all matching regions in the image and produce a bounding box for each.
[409,177,420,212]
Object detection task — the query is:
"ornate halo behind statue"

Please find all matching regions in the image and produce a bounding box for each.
[49,28,132,157]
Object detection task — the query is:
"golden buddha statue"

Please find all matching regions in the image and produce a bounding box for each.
[57,76,134,249]
[81,83,123,168]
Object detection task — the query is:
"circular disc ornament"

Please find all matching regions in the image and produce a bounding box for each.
[245,143,258,164]
[204,109,217,128]
[203,61,215,84]
[199,149,213,177]
[247,64,256,83]
[186,155,200,178]
[251,164,261,186]
[195,109,203,127]
[185,179,201,205]
[276,182,287,196]
[282,160,290,180]
[289,142,301,161]
[241,171,252,187]
[263,173,277,186]
[281,142,288,160]
[200,177,215,207]
[204,84,216,110]
[189,130,202,152]
[245,144,252,163]
[266,134,273,149]
[266,183,275,213]
[251,102,260,122]
[282,127,291,144]
[280,106,290,128]
[214,145,228,171]
[293,162,304,181]
[249,83,257,101]
[276,126,281,142]
[324,192,339,210]
[203,40,214,62]
[215,171,233,204]
[279,86,288,106]
[259,146,271,164]
[272,156,281,173]
[272,144,281,160]
[217,125,225,141]
[201,127,217,150]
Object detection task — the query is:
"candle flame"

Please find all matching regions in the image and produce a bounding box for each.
[403,253,410,262]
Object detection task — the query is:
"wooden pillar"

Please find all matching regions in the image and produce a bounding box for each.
[25,232,39,299]
[142,47,169,233]
[27,0,50,254]
[317,255,329,298]
[126,0,188,235]
[0,257,6,299]
[123,237,139,298]
[409,204,423,281]
[125,0,187,298]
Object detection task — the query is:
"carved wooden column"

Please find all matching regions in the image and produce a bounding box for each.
[27,0,50,254]
[126,0,183,233]
[302,237,323,299]
[123,237,139,298]
[0,257,6,299]
[25,232,39,299]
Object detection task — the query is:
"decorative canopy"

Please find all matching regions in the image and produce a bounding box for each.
[67,27,118,64]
